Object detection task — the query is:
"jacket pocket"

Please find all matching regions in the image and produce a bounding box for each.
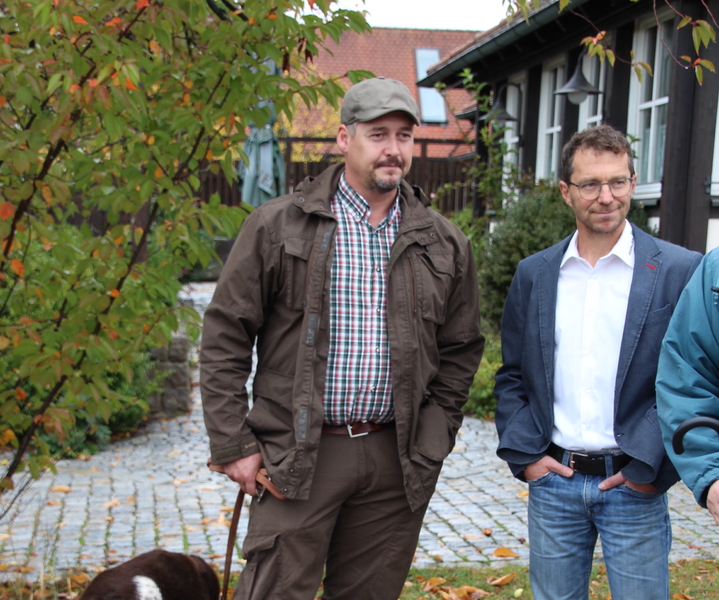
[411,401,452,463]
[644,304,671,326]
[283,236,313,310]
[238,533,280,599]
[245,395,295,466]
[412,250,455,324]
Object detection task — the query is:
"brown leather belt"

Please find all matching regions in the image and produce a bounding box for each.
[547,443,631,476]
[322,421,395,437]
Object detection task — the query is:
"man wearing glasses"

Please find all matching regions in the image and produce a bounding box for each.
[494,124,701,600]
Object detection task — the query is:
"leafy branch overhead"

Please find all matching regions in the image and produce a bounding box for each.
[504,0,717,84]
[0,0,369,505]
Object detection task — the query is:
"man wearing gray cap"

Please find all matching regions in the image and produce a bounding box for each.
[201,77,484,599]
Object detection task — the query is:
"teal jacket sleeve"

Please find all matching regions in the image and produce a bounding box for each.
[657,249,719,507]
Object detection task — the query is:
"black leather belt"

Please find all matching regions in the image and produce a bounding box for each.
[547,443,631,476]
[322,421,394,438]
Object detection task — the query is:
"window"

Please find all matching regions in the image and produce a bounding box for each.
[502,77,525,188]
[710,87,719,204]
[536,60,566,180]
[628,12,674,202]
[578,51,606,130]
[414,48,447,124]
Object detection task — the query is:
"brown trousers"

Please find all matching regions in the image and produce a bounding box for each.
[232,427,429,600]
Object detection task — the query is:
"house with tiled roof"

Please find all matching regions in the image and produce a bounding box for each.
[283,27,478,206]
[419,0,719,252]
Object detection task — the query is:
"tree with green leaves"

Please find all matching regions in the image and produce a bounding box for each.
[0,0,369,515]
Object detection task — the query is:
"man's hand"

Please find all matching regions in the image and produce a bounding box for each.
[599,471,658,493]
[707,481,719,525]
[221,453,263,496]
[524,455,574,481]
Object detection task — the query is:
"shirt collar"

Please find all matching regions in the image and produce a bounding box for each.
[561,221,635,268]
[336,173,401,229]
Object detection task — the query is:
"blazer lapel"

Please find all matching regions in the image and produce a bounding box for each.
[539,237,571,402]
[615,227,661,395]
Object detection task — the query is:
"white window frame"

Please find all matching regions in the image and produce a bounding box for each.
[414,48,448,124]
[627,8,674,204]
[578,48,607,131]
[710,87,719,204]
[502,75,526,197]
[536,58,566,180]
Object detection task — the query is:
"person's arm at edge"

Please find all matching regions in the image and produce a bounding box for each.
[200,210,273,495]
[657,250,719,509]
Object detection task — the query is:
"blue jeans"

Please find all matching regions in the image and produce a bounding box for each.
[527,457,671,600]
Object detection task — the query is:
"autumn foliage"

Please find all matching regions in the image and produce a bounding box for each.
[0,0,369,511]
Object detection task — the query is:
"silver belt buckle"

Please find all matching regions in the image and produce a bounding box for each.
[568,451,588,471]
[347,423,369,438]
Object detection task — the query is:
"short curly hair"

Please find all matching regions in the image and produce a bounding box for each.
[561,125,634,183]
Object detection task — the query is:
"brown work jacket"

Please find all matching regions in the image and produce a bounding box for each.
[200,164,484,511]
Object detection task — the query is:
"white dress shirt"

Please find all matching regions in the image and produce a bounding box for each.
[552,223,635,452]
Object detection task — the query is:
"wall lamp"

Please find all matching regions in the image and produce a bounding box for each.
[480,81,523,126]
[555,47,600,105]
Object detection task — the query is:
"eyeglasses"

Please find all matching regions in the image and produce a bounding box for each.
[568,176,635,201]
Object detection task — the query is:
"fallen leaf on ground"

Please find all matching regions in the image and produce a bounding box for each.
[51,485,71,493]
[421,576,446,591]
[220,506,235,512]
[492,547,519,558]
[463,534,480,540]
[47,501,59,506]
[518,490,529,498]
[488,573,515,586]
[173,478,187,485]
[209,553,224,559]
[482,528,492,536]
[102,499,120,508]
[70,573,92,584]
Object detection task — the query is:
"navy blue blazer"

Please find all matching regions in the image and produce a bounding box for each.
[494,224,702,493]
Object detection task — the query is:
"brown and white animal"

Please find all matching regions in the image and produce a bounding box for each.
[79,549,220,600]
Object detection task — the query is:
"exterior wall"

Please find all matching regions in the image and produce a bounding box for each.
[423,0,718,252]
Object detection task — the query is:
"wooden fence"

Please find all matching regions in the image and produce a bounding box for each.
[200,137,476,214]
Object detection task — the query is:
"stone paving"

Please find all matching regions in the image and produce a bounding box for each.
[0,282,717,581]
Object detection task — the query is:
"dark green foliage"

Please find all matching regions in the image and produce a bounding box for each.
[463,334,502,419]
[477,183,576,332]
[475,184,654,333]
[448,181,655,418]
[35,353,164,459]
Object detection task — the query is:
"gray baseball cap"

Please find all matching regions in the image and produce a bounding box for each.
[341,77,420,126]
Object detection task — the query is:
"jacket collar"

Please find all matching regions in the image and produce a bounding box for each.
[291,163,433,229]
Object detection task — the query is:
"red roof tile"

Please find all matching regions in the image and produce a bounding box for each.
[289,27,478,159]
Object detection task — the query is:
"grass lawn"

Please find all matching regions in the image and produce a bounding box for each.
[398,560,719,599]
[0,559,716,598]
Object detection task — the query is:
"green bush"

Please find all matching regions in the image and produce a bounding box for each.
[473,183,653,333]
[35,353,165,458]
[464,333,502,419]
[449,182,654,419]
[477,182,576,332]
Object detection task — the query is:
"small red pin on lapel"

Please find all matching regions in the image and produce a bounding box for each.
[646,263,656,270]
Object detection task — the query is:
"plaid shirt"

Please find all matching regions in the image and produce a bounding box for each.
[322,174,401,425]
